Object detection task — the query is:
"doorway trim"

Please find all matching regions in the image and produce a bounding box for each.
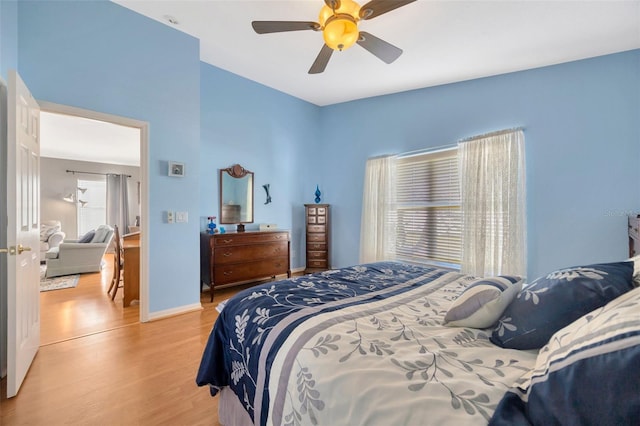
[38,101,150,322]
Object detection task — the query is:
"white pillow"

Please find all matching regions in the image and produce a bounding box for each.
[443,275,523,328]
[40,222,60,242]
[628,255,640,287]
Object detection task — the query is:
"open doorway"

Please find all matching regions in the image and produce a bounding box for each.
[38,103,148,344]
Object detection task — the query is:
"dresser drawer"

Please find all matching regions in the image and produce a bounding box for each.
[307,250,327,260]
[307,215,317,224]
[307,259,328,269]
[215,241,288,264]
[307,242,326,251]
[214,231,288,247]
[214,257,289,284]
[307,233,326,243]
[317,207,327,215]
[307,224,326,233]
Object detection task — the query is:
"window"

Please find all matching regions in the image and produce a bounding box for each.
[361,130,525,274]
[77,179,106,236]
[394,148,461,268]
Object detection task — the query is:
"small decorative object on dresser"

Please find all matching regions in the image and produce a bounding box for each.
[314,185,322,203]
[207,216,217,234]
[200,230,291,301]
[305,204,330,274]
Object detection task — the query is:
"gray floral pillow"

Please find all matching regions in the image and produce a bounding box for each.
[490,262,634,350]
[40,222,60,242]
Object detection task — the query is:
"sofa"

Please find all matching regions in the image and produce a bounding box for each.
[40,220,65,261]
[45,224,114,278]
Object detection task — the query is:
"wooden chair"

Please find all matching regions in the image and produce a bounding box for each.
[108,225,124,300]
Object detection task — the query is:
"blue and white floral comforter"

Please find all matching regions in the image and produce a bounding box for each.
[196,262,537,425]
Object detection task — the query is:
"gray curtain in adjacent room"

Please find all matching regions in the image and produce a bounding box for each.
[106,174,130,235]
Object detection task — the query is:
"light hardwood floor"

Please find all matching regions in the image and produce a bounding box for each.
[0,255,255,425]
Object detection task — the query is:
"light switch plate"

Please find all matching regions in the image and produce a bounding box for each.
[176,211,188,223]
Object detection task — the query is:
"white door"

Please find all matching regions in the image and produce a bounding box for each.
[5,70,41,398]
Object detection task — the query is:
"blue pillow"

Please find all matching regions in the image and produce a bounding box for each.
[489,286,640,425]
[490,261,634,350]
[78,230,95,243]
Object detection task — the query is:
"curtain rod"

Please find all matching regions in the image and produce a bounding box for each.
[458,127,524,143]
[66,169,131,178]
[397,143,457,159]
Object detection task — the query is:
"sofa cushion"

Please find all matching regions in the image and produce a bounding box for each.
[78,230,96,243]
[91,226,110,243]
[45,247,59,259]
[40,222,61,242]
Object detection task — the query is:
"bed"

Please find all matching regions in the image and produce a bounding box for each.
[197,260,640,425]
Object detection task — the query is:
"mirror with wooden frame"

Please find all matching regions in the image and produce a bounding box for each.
[219,164,254,231]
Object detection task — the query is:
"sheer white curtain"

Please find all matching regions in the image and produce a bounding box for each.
[360,155,397,263]
[106,174,130,235]
[459,129,526,277]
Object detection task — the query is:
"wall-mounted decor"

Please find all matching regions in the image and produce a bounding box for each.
[263,184,272,204]
[169,161,185,177]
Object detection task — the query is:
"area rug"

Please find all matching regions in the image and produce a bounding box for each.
[39,265,79,292]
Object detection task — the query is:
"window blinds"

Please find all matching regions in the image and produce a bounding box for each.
[394,149,461,266]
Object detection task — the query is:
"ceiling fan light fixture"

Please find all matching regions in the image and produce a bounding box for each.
[323,17,359,51]
[319,0,361,51]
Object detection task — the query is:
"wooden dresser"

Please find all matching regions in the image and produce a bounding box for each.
[200,230,291,301]
[305,204,330,274]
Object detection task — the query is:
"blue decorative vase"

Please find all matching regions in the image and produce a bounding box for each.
[207,216,217,234]
[314,185,322,204]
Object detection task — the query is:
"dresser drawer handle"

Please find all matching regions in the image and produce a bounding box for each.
[223,271,233,276]
[223,252,233,257]
[223,239,233,244]
[313,244,320,249]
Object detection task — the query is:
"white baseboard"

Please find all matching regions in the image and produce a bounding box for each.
[147,302,202,322]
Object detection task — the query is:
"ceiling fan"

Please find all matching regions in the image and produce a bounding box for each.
[251,0,416,74]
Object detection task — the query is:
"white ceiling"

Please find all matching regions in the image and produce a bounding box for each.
[40,111,140,166]
[114,0,640,106]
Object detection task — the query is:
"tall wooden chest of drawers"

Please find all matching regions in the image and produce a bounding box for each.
[305,204,330,274]
[200,230,290,301]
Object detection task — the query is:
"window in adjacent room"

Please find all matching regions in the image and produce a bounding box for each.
[77,178,107,237]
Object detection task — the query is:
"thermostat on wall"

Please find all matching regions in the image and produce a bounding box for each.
[259,223,278,231]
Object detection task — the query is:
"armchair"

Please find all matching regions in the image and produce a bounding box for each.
[40,220,66,261]
[45,225,114,278]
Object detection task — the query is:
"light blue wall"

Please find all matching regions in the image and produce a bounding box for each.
[0,0,18,79]
[199,63,320,269]
[319,50,640,279]
[17,0,202,313]
[11,0,640,299]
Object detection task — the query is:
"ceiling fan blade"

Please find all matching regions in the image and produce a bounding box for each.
[309,45,334,74]
[251,21,320,34]
[357,32,403,64]
[324,0,341,10]
[359,0,416,20]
